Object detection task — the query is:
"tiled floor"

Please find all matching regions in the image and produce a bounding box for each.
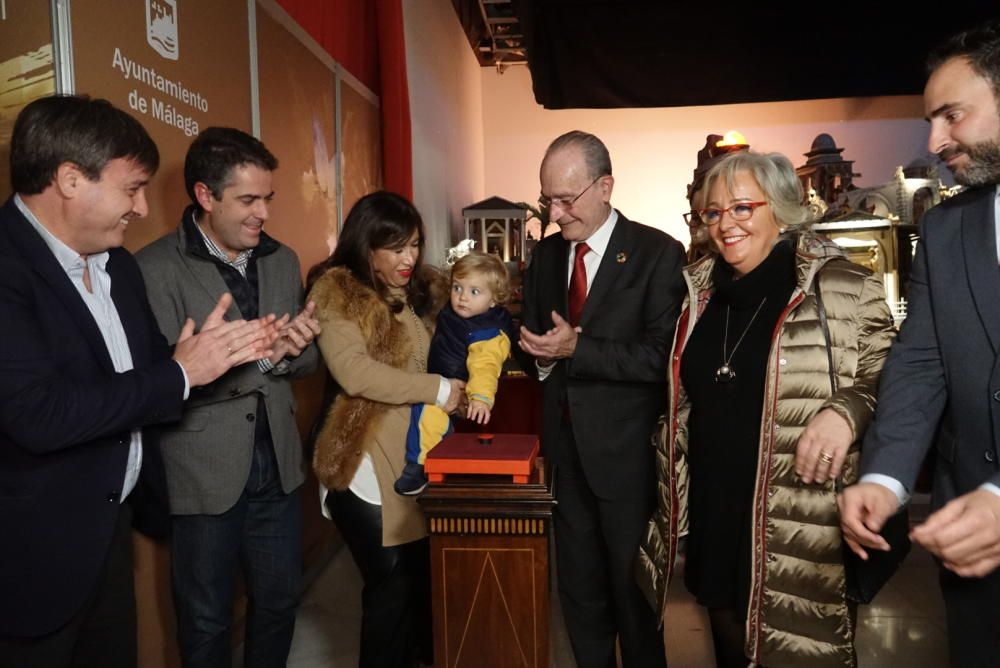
[284,537,947,667]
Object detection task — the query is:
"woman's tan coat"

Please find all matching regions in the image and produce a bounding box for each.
[309,266,448,547]
[637,234,896,667]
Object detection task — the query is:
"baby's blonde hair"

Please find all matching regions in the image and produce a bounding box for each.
[451,252,510,305]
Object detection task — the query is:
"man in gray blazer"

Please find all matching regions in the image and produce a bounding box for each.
[839,21,1000,666]
[137,128,320,668]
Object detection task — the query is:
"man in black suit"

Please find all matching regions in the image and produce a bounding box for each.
[0,95,275,668]
[520,131,685,667]
[839,21,1000,667]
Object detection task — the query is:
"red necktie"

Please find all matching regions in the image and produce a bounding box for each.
[568,242,590,327]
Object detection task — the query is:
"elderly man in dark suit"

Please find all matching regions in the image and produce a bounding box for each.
[519,130,685,667]
[137,127,319,668]
[839,20,1000,667]
[0,96,275,668]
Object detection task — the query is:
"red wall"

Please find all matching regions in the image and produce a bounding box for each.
[275,0,380,94]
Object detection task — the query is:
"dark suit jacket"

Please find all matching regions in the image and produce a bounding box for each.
[0,197,185,637]
[136,211,317,516]
[863,186,1000,507]
[521,211,685,499]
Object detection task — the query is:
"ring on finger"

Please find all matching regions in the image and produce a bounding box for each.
[819,451,834,464]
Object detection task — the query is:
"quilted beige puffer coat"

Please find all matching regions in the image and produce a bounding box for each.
[637,233,895,667]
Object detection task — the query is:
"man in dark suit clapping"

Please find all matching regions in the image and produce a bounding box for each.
[0,96,276,668]
[520,131,685,667]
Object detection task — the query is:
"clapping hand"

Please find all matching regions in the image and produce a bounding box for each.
[173,293,280,387]
[268,300,321,365]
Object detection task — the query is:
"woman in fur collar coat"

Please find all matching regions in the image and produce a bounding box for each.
[307,191,457,667]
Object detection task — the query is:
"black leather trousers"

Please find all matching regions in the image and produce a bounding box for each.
[324,489,432,668]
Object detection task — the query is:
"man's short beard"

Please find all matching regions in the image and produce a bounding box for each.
[951,136,1000,186]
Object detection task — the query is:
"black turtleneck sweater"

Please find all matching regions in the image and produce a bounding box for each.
[680,239,796,616]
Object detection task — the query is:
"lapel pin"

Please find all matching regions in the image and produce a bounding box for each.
[616,251,627,264]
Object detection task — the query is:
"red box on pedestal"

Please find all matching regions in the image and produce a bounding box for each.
[425,432,539,484]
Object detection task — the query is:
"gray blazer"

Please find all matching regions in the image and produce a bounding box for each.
[862,186,1000,507]
[136,216,318,515]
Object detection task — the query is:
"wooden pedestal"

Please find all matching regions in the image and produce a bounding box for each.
[419,458,554,668]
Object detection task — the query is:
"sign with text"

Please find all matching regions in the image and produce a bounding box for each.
[71,0,252,249]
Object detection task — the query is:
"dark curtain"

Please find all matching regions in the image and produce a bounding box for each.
[514,1,1000,110]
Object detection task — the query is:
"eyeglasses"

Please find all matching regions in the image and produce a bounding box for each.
[538,176,602,212]
[685,201,768,227]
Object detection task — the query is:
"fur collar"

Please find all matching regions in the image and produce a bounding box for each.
[308,265,447,490]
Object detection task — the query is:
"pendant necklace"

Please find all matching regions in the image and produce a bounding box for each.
[715,297,767,384]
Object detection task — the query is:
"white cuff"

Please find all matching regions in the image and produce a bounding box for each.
[176,361,191,400]
[435,376,451,408]
[979,482,1000,498]
[536,360,555,381]
[859,473,909,507]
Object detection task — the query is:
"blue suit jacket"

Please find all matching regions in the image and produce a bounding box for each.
[863,186,1000,506]
[0,197,185,637]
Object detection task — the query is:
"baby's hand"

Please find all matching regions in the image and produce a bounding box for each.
[467,399,492,425]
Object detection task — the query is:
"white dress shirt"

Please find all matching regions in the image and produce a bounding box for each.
[565,208,619,291]
[536,208,619,381]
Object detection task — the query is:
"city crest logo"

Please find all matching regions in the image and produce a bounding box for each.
[145,0,178,61]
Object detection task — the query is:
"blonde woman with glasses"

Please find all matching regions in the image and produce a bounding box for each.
[637,151,895,667]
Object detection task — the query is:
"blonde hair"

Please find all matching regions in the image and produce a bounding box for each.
[696,151,810,231]
[451,252,511,305]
